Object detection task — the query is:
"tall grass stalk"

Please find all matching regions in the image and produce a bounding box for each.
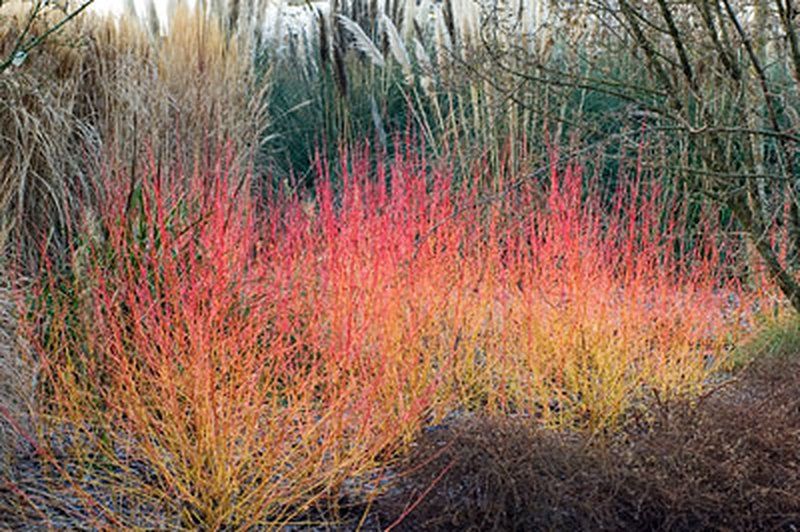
[259,0,629,188]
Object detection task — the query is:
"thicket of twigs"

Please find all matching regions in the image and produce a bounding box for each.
[1,0,799,529]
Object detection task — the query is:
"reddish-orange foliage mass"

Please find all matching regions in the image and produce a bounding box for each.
[20,141,759,527]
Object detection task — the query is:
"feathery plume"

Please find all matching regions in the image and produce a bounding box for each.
[337,14,385,68]
[381,13,412,82]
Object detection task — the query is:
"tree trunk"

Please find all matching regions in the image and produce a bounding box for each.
[729,194,800,312]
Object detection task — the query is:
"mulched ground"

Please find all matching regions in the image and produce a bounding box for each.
[2,354,800,530]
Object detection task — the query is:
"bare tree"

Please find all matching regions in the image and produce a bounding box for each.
[479,0,800,311]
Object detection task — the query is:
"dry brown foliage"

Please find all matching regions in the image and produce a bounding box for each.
[378,355,800,531]
[0,1,268,267]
